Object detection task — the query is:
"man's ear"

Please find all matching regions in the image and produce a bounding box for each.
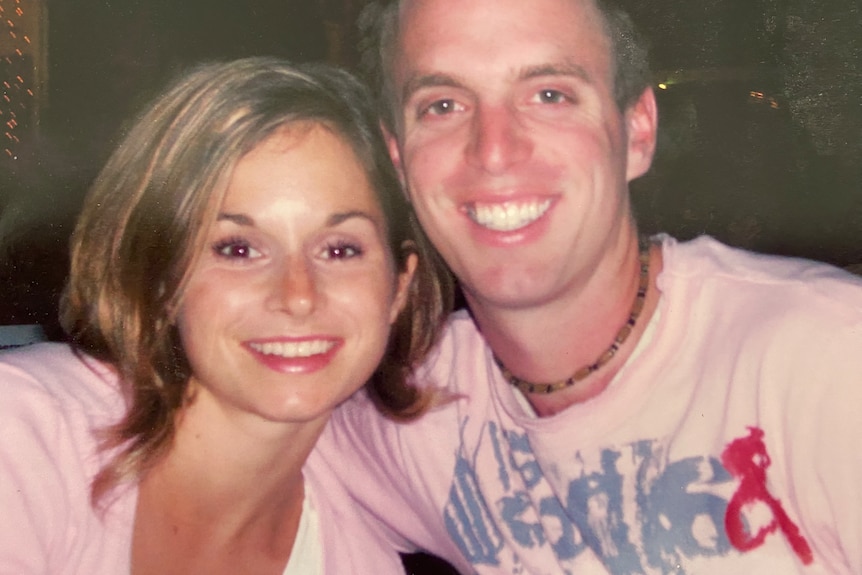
[383,122,407,188]
[625,87,658,182]
[389,249,418,324]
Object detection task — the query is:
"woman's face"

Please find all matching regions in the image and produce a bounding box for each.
[176,123,415,430]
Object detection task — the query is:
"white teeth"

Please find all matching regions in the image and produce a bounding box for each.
[469,199,551,232]
[249,340,335,358]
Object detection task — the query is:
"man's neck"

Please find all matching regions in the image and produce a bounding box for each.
[469,241,663,417]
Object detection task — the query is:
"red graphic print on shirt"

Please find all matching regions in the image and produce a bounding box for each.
[721,426,813,565]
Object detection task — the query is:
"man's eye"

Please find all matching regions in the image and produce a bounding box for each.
[213,239,261,259]
[423,99,458,116]
[536,89,570,104]
[321,242,363,260]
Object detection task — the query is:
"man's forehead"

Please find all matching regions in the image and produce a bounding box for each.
[391,0,612,85]
[394,0,610,50]
[397,0,603,23]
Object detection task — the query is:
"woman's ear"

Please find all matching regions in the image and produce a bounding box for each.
[389,246,418,324]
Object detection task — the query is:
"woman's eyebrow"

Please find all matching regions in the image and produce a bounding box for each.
[217,212,255,226]
[327,210,383,231]
[216,210,383,231]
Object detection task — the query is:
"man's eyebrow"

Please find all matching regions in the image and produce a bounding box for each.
[400,62,593,103]
[401,72,465,103]
[519,62,593,84]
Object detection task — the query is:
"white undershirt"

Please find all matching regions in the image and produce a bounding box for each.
[282,484,322,575]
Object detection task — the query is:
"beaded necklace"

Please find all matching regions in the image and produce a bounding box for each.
[494,246,650,395]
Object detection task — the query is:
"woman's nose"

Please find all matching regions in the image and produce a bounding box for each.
[269,258,317,317]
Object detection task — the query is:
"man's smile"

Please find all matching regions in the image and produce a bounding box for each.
[465,198,552,232]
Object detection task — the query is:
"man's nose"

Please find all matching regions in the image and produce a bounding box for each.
[466,104,532,174]
[269,258,317,317]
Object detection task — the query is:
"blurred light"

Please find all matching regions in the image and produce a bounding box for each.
[658,83,668,90]
[1,0,37,163]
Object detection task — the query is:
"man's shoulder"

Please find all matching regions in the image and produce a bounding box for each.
[415,308,488,383]
[325,309,486,440]
[664,235,862,307]
[658,236,862,358]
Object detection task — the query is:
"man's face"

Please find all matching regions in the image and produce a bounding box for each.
[387,0,656,312]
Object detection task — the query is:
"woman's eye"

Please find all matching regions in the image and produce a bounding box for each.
[535,89,571,104]
[213,239,261,260]
[321,242,363,260]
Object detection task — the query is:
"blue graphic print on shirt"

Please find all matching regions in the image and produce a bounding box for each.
[444,420,737,573]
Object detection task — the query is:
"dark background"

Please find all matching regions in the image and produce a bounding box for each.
[630,0,862,268]
[2,0,861,333]
[1,0,334,335]
[0,1,859,574]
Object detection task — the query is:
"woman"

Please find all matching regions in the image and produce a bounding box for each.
[0,58,451,573]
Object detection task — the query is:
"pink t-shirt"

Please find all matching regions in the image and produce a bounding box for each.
[0,343,404,574]
[319,235,862,574]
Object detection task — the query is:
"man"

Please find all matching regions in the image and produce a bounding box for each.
[316,0,862,573]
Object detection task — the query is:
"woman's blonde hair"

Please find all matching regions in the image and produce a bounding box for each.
[60,57,453,506]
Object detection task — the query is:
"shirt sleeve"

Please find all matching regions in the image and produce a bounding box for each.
[781,313,862,573]
[0,363,85,574]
